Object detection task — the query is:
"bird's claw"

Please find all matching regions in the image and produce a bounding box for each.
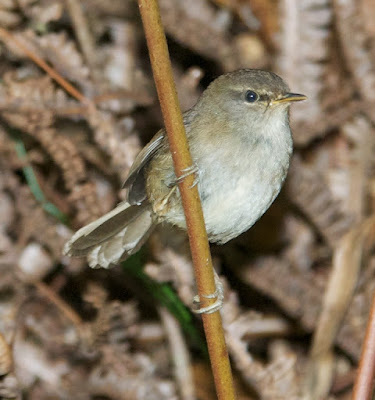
[175,164,200,188]
[192,273,224,314]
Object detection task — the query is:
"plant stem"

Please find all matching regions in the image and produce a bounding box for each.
[352,290,375,399]
[137,1,236,399]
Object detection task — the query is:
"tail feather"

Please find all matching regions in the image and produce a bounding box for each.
[88,208,154,268]
[63,202,154,268]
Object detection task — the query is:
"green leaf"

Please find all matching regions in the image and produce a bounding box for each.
[9,128,69,225]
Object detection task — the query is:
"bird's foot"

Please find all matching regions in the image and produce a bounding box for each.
[175,164,200,188]
[192,271,224,314]
[153,186,177,215]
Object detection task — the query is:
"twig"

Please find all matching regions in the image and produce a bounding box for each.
[159,307,195,400]
[34,281,82,327]
[305,215,375,399]
[137,1,236,399]
[64,0,99,80]
[352,290,375,399]
[0,332,12,375]
[0,27,92,106]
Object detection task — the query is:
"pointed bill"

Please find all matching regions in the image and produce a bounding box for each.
[273,93,307,104]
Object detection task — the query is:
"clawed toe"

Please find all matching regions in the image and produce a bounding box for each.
[192,272,224,314]
[175,164,200,188]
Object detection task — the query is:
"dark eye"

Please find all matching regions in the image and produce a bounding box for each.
[245,90,258,103]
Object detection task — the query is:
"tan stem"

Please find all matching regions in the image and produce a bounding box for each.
[352,290,375,400]
[137,1,236,399]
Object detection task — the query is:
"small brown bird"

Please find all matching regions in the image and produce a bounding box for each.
[64,69,306,269]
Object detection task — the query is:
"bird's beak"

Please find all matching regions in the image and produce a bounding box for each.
[272,93,307,104]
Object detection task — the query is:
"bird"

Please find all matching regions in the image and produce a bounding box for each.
[63,69,306,269]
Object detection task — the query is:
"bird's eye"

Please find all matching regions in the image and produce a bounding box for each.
[245,90,258,103]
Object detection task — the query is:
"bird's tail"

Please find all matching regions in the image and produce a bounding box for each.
[63,202,154,269]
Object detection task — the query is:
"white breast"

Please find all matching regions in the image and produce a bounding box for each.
[198,115,293,243]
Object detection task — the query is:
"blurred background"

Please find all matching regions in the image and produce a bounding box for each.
[0,0,374,399]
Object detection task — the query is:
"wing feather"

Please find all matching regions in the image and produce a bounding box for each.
[123,130,164,205]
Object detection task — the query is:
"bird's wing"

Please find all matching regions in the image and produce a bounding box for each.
[123,129,165,205]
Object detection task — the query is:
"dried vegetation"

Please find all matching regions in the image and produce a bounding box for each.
[0,0,375,398]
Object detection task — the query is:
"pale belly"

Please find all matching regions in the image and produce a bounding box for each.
[199,157,288,243]
[159,148,290,244]
[149,118,293,244]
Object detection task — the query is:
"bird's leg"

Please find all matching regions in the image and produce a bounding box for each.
[153,164,199,215]
[153,186,177,215]
[192,269,224,314]
[174,164,200,188]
